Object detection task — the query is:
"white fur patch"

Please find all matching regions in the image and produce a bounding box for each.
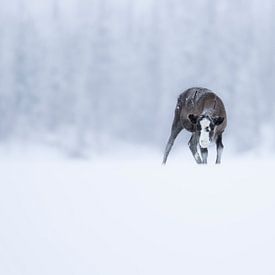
[199,118,211,148]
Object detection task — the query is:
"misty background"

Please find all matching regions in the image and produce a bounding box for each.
[1,0,275,157]
[1,2,275,275]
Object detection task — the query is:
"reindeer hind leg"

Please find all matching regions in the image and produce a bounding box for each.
[162,109,183,165]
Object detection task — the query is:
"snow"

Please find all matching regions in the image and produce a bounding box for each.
[0,152,274,275]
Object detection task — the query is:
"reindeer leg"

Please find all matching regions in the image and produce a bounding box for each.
[215,134,224,164]
[162,111,183,165]
[162,124,182,165]
[188,133,202,164]
[200,147,208,164]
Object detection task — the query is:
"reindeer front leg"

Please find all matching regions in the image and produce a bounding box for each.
[215,134,224,164]
[200,147,208,164]
[188,133,202,164]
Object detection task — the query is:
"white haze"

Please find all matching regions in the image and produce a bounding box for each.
[1,2,275,274]
[0,0,275,156]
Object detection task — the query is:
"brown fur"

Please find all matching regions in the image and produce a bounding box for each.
[163,87,227,164]
[177,88,227,133]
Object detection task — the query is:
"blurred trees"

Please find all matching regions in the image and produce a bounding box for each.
[0,0,274,153]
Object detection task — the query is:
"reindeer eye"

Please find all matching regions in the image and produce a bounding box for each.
[206,127,210,132]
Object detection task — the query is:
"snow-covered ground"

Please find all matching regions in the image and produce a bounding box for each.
[0,149,275,275]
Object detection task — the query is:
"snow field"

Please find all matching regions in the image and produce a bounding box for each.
[0,157,274,275]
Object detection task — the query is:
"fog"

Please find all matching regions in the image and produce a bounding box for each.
[0,0,275,157]
[1,2,275,274]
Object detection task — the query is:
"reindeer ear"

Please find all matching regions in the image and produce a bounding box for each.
[213,116,224,125]
[188,114,198,124]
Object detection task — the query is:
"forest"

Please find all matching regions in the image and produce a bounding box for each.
[0,0,274,156]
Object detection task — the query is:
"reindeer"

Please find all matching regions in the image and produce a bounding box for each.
[163,87,227,164]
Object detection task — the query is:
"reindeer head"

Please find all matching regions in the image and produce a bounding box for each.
[188,114,224,148]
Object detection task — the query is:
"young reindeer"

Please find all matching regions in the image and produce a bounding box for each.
[163,87,227,164]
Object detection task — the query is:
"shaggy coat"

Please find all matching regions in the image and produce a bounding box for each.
[163,87,227,164]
